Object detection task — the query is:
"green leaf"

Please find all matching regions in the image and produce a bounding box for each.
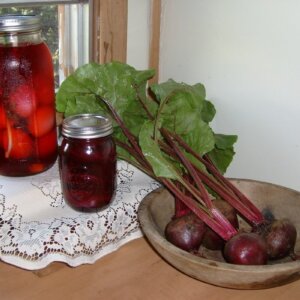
[201,100,216,123]
[56,60,155,137]
[55,74,91,113]
[75,95,106,115]
[56,62,238,177]
[192,82,206,98]
[214,134,238,150]
[150,79,181,103]
[56,62,155,118]
[207,147,236,174]
[180,119,215,155]
[207,133,238,173]
[151,79,215,155]
[139,121,180,179]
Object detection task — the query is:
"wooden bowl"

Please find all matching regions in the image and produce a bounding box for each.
[138,179,300,289]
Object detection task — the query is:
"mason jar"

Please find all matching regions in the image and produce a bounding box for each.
[59,114,117,211]
[0,15,58,176]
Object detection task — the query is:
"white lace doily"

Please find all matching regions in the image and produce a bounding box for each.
[0,160,159,270]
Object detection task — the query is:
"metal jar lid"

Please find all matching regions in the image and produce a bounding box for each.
[62,114,113,139]
[0,15,41,33]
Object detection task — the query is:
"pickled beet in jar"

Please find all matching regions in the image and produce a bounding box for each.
[0,15,58,176]
[59,114,117,212]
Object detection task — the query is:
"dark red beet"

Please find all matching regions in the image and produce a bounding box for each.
[202,198,239,250]
[165,213,206,252]
[262,219,297,260]
[223,232,268,265]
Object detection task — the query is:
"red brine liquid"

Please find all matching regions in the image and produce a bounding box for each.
[59,136,117,211]
[0,42,58,176]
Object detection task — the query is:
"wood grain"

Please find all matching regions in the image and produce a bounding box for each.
[148,0,161,84]
[138,182,300,289]
[1,237,300,300]
[91,0,128,63]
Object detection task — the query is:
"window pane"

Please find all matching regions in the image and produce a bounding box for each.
[0,6,59,85]
[58,3,90,83]
[0,0,88,6]
[0,4,89,87]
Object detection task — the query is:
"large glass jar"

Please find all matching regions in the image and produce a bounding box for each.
[59,114,117,212]
[0,15,58,176]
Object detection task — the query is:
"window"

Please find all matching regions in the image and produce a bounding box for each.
[0,0,90,87]
[0,1,143,83]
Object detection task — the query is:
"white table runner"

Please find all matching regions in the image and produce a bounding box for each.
[0,160,159,270]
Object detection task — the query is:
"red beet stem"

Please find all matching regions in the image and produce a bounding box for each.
[99,96,153,171]
[173,176,193,218]
[193,166,263,225]
[174,196,192,218]
[97,98,239,240]
[160,128,213,209]
[165,129,264,225]
[159,129,263,225]
[160,129,239,240]
[203,154,263,220]
[162,179,237,241]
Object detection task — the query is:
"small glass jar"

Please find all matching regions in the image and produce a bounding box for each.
[0,15,58,176]
[59,114,117,211]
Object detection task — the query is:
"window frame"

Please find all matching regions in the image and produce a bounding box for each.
[0,0,88,6]
[91,0,128,64]
[0,0,91,83]
[0,0,129,64]
[1,0,161,83]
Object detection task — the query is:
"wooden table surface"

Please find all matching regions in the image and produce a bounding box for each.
[1,237,300,300]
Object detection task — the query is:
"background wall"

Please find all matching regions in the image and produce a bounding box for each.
[159,0,300,191]
[127,0,151,70]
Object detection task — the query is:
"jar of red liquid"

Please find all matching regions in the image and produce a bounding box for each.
[0,15,58,176]
[59,114,117,212]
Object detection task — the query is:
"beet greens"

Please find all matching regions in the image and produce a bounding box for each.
[56,61,243,241]
[56,62,296,263]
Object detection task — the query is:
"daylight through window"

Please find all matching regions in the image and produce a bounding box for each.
[0,1,90,87]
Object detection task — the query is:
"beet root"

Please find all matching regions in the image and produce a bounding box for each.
[223,232,268,265]
[165,212,206,252]
[202,198,239,250]
[262,219,297,260]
